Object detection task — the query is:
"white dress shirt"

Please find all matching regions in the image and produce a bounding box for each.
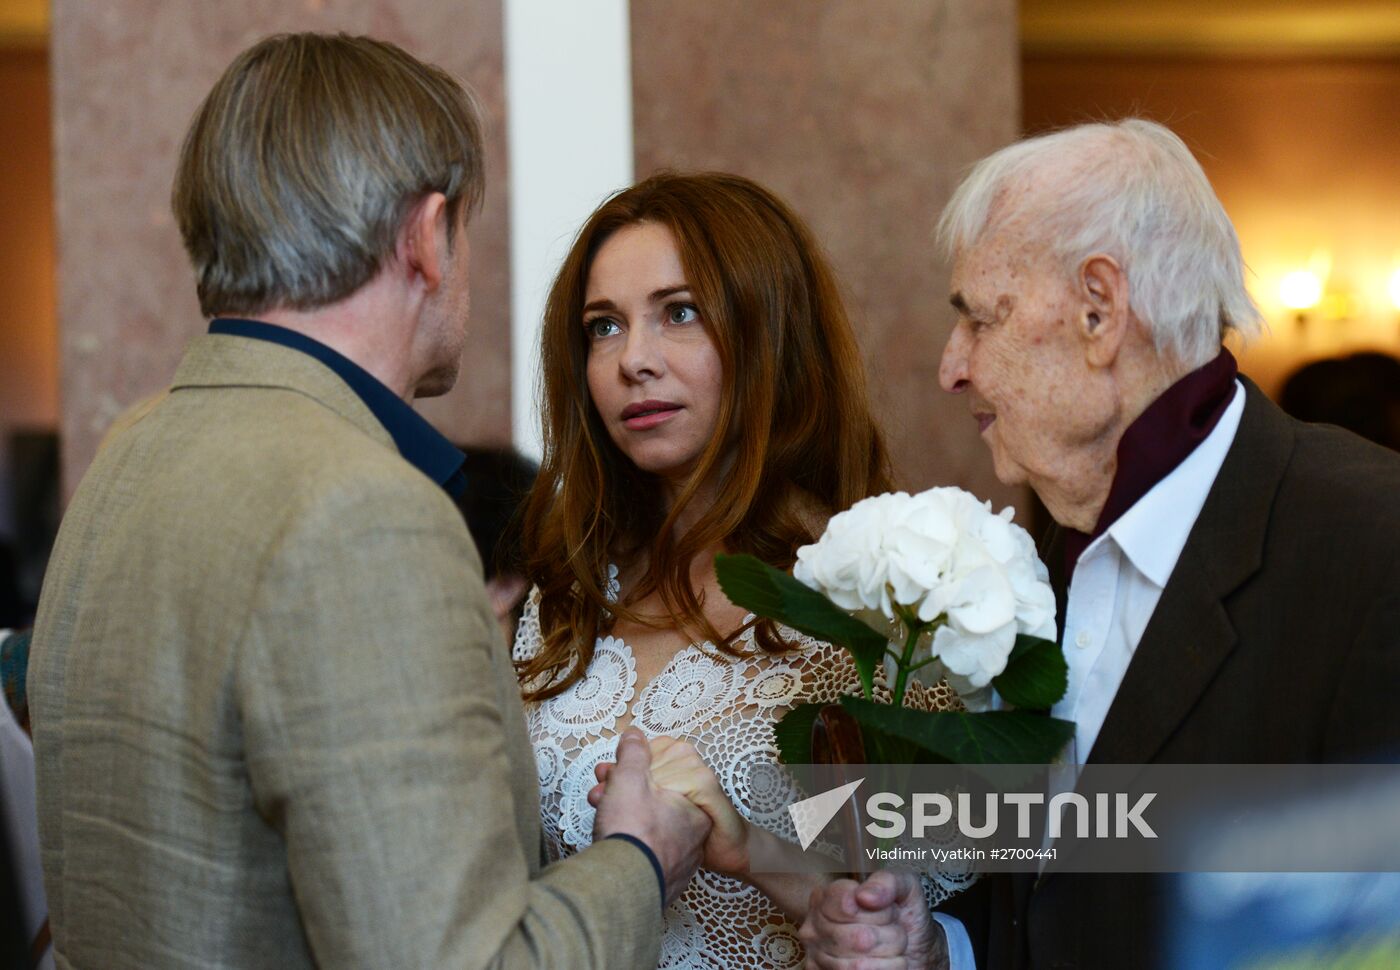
[1056,381,1243,765]
[938,381,1245,969]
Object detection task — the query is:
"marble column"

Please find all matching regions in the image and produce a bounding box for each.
[51,0,510,493]
[631,0,1025,512]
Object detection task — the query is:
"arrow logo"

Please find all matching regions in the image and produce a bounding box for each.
[788,778,864,850]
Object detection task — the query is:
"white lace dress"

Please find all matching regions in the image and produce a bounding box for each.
[513,574,971,969]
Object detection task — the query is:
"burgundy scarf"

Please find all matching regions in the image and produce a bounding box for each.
[1063,349,1239,580]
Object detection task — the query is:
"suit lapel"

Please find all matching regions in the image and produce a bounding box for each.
[1088,379,1295,765]
[1087,556,1236,764]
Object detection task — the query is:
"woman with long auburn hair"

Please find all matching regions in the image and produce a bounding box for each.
[513,172,965,968]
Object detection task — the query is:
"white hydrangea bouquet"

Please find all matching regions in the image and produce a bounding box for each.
[716,487,1074,765]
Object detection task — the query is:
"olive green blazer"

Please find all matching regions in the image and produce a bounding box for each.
[31,333,661,969]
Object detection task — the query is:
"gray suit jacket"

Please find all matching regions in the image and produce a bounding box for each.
[31,334,661,969]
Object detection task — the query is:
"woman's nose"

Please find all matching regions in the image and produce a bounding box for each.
[620,326,663,382]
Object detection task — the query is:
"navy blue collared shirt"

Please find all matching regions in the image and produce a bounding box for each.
[209,318,468,498]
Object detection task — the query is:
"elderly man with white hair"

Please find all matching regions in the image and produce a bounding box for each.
[799,119,1400,969]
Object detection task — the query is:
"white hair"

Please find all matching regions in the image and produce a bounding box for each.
[937,119,1263,368]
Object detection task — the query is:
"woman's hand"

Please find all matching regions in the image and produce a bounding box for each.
[590,736,751,877]
[648,737,751,877]
[591,735,829,921]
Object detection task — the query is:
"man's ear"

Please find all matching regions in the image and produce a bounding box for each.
[397,192,450,294]
[1078,253,1131,369]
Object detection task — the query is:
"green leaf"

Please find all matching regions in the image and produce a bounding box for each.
[716,553,887,696]
[856,721,947,765]
[840,697,1075,764]
[775,700,938,766]
[773,702,825,766]
[992,634,1069,711]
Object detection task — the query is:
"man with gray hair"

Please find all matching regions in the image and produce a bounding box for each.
[800,119,1400,968]
[30,33,707,968]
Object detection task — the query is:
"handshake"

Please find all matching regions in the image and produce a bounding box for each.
[589,727,949,969]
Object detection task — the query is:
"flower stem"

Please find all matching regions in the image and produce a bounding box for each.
[891,619,924,708]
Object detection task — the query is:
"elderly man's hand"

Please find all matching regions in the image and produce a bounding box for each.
[798,870,948,969]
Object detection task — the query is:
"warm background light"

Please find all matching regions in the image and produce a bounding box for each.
[1389,266,1400,311]
[1279,270,1325,310]
[1024,37,1400,396]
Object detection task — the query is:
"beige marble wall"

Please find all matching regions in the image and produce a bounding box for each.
[53,0,1022,509]
[51,0,510,493]
[631,0,1026,514]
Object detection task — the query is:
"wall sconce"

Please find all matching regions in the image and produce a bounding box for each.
[1279,250,1333,330]
[1279,269,1324,312]
[1275,250,1400,343]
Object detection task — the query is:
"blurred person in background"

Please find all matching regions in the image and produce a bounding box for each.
[1280,351,1400,452]
[1,625,51,970]
[454,445,539,643]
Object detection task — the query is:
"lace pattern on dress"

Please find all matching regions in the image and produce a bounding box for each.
[515,584,972,969]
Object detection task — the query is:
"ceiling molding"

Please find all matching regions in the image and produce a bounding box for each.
[0,0,47,50]
[1022,1,1400,58]
[7,3,1400,59]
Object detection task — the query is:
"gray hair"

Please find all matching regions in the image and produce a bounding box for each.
[937,119,1262,367]
[173,33,485,318]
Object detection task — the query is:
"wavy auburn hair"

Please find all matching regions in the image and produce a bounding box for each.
[517,172,892,700]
